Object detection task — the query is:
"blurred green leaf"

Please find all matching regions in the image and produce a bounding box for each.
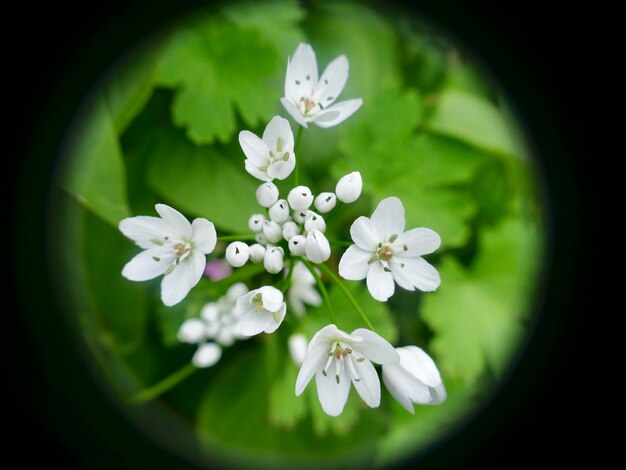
[426,90,522,157]
[82,210,149,354]
[470,158,513,225]
[156,14,288,144]
[268,361,308,429]
[421,217,541,383]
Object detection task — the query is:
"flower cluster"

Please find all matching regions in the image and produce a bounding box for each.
[119,42,446,417]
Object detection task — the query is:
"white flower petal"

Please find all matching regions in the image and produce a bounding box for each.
[280,97,308,128]
[351,328,400,364]
[391,257,440,292]
[366,261,395,302]
[295,341,329,395]
[192,343,222,368]
[191,218,216,254]
[260,286,283,312]
[177,318,206,344]
[382,364,417,413]
[245,160,271,182]
[155,204,192,240]
[264,303,286,333]
[262,115,294,152]
[267,159,295,180]
[287,43,318,101]
[430,382,447,404]
[394,228,441,257]
[370,197,405,242]
[312,55,349,108]
[310,99,363,128]
[160,250,206,306]
[351,357,380,408]
[239,310,273,336]
[315,367,351,417]
[399,346,443,389]
[121,248,171,281]
[338,245,371,281]
[118,216,171,249]
[238,130,269,167]
[349,216,379,251]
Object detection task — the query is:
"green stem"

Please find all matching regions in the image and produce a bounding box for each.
[281,260,296,293]
[300,258,336,325]
[128,362,197,404]
[324,201,344,224]
[293,125,304,187]
[217,235,256,242]
[317,263,375,331]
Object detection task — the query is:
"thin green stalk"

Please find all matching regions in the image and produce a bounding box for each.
[217,235,256,242]
[128,362,197,404]
[281,260,296,293]
[324,201,344,224]
[317,263,375,331]
[300,258,336,325]
[293,125,304,187]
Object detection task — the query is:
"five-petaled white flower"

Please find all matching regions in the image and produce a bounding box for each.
[235,286,287,336]
[119,204,216,307]
[382,346,446,413]
[287,262,322,316]
[239,115,295,182]
[281,43,363,128]
[338,197,441,302]
[295,324,399,417]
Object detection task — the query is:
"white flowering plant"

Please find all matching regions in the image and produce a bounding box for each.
[55,1,544,467]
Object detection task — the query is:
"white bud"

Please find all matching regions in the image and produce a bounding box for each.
[314,192,337,213]
[192,342,222,368]
[256,182,279,207]
[248,243,266,263]
[225,242,250,267]
[255,232,268,245]
[200,303,219,323]
[264,246,284,274]
[288,235,307,256]
[292,209,309,224]
[178,318,206,344]
[268,199,290,223]
[288,334,308,366]
[287,185,314,210]
[226,282,248,302]
[248,213,265,232]
[262,220,283,243]
[282,221,300,241]
[304,211,326,233]
[305,230,331,263]
[335,171,362,203]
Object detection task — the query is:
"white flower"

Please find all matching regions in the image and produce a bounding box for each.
[262,220,283,244]
[256,182,280,208]
[264,246,284,274]
[288,334,308,366]
[292,209,309,224]
[338,197,441,302]
[225,241,249,267]
[295,324,399,417]
[288,235,307,256]
[248,243,266,263]
[314,192,337,213]
[382,346,446,412]
[255,232,268,245]
[304,210,326,233]
[177,318,206,344]
[305,230,331,263]
[202,282,249,346]
[236,286,287,336]
[119,204,216,307]
[281,43,363,128]
[335,171,362,203]
[269,199,290,223]
[287,185,314,210]
[248,213,265,232]
[287,261,322,316]
[240,116,295,182]
[281,221,300,241]
[192,342,222,368]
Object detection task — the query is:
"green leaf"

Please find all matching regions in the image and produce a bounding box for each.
[81,210,149,354]
[60,94,131,226]
[156,15,286,144]
[102,36,166,134]
[421,217,542,383]
[268,361,308,429]
[426,90,523,157]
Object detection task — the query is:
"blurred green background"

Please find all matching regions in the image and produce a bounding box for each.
[52,0,545,467]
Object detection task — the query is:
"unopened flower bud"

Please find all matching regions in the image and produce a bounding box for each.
[178,318,206,344]
[263,220,283,243]
[248,243,266,263]
[248,213,265,232]
[305,230,331,263]
[192,342,222,368]
[292,209,309,224]
[314,192,337,213]
[288,235,307,256]
[287,185,314,210]
[288,334,308,366]
[304,211,326,233]
[256,182,279,208]
[335,171,362,203]
[225,242,250,267]
[269,199,290,223]
[255,232,268,245]
[282,221,300,241]
[264,246,284,274]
